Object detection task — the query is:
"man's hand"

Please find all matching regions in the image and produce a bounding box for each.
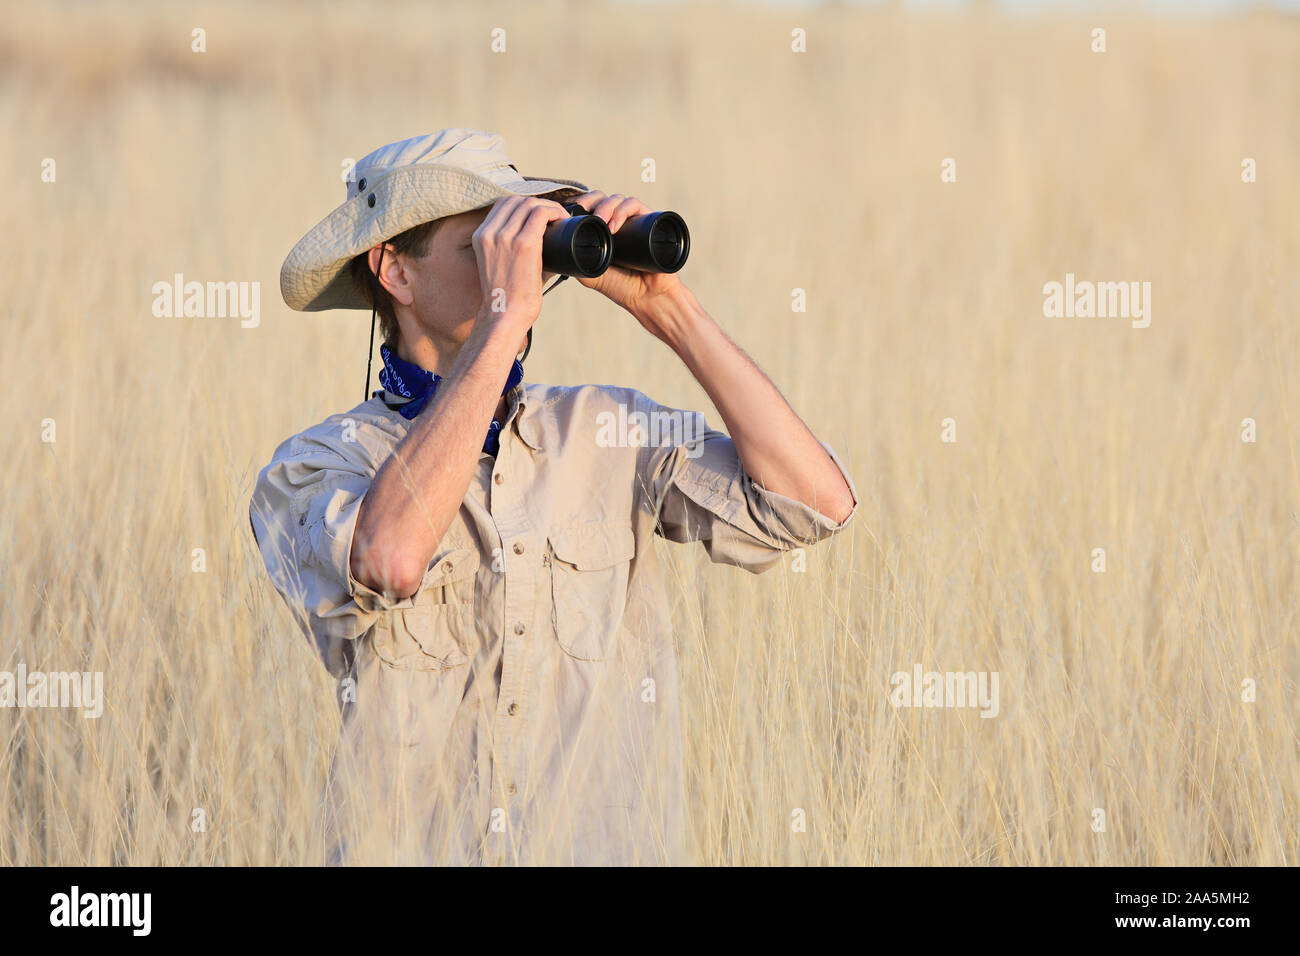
[472,194,573,334]
[565,189,687,344]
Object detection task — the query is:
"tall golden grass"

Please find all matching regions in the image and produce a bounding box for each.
[2,0,1297,865]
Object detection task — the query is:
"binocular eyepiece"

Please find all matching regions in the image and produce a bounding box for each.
[541,202,690,279]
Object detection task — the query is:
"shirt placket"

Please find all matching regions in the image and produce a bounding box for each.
[483,421,538,864]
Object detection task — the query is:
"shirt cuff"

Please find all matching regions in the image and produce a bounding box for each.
[745,438,858,543]
[320,488,423,615]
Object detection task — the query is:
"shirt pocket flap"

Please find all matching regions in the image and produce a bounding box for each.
[373,547,479,671]
[549,523,636,570]
[420,547,480,589]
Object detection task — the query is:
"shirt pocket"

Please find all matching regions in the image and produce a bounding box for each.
[547,522,636,662]
[369,547,479,671]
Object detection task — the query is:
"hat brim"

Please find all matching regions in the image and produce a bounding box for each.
[280,164,589,312]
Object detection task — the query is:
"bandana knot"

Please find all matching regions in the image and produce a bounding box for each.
[378,343,524,456]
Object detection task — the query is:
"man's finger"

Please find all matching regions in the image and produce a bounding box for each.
[585,193,626,223]
[474,194,522,243]
[518,199,571,240]
[606,197,653,234]
[572,189,606,205]
[482,195,554,244]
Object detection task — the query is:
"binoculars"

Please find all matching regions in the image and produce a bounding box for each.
[541,202,690,278]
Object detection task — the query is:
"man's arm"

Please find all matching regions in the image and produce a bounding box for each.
[350,195,567,599]
[349,317,522,599]
[639,285,857,524]
[556,187,855,526]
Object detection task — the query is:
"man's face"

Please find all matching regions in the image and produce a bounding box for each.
[395,204,558,357]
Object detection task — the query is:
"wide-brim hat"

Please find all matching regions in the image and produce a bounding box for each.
[280,128,590,312]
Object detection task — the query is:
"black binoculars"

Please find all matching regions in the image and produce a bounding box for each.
[541,202,690,278]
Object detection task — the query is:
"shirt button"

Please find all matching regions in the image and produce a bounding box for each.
[441,560,454,573]
[512,542,524,555]
[507,702,519,716]
[493,472,504,485]
[514,622,526,635]
[508,783,517,795]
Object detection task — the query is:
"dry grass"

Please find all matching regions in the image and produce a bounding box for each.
[2,0,1297,865]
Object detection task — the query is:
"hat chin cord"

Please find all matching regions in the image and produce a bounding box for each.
[363,245,385,400]
[521,272,570,363]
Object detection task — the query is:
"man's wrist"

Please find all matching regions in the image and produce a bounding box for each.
[474,308,533,349]
[447,310,530,381]
[637,284,711,354]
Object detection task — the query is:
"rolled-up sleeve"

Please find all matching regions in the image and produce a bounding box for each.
[636,390,858,573]
[248,431,421,676]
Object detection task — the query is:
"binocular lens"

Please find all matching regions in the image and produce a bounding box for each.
[540,203,612,278]
[646,212,689,274]
[608,210,690,274]
[570,216,613,276]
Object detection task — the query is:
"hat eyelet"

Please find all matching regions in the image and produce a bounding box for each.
[357,177,366,191]
[367,193,376,208]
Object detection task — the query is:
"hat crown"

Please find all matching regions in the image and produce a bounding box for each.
[347,128,517,200]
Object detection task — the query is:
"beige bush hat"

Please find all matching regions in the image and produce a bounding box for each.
[280,128,591,312]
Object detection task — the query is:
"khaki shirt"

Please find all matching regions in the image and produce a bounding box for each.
[249,379,857,865]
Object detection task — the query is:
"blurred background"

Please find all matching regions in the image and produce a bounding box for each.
[2,0,1297,864]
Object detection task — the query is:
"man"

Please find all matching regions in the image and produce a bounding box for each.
[250,128,858,865]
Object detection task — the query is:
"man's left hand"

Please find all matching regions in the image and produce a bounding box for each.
[564,190,686,339]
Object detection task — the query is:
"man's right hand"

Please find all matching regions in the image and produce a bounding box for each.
[471,195,571,334]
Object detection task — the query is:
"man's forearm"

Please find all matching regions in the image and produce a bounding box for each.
[644,286,857,524]
[350,315,524,597]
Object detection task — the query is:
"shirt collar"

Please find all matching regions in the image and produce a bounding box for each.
[506,382,541,450]
[375,380,541,451]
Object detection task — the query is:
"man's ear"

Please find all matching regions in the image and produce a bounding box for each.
[369,244,415,308]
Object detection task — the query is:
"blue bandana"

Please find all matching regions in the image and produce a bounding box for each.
[378,343,524,456]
